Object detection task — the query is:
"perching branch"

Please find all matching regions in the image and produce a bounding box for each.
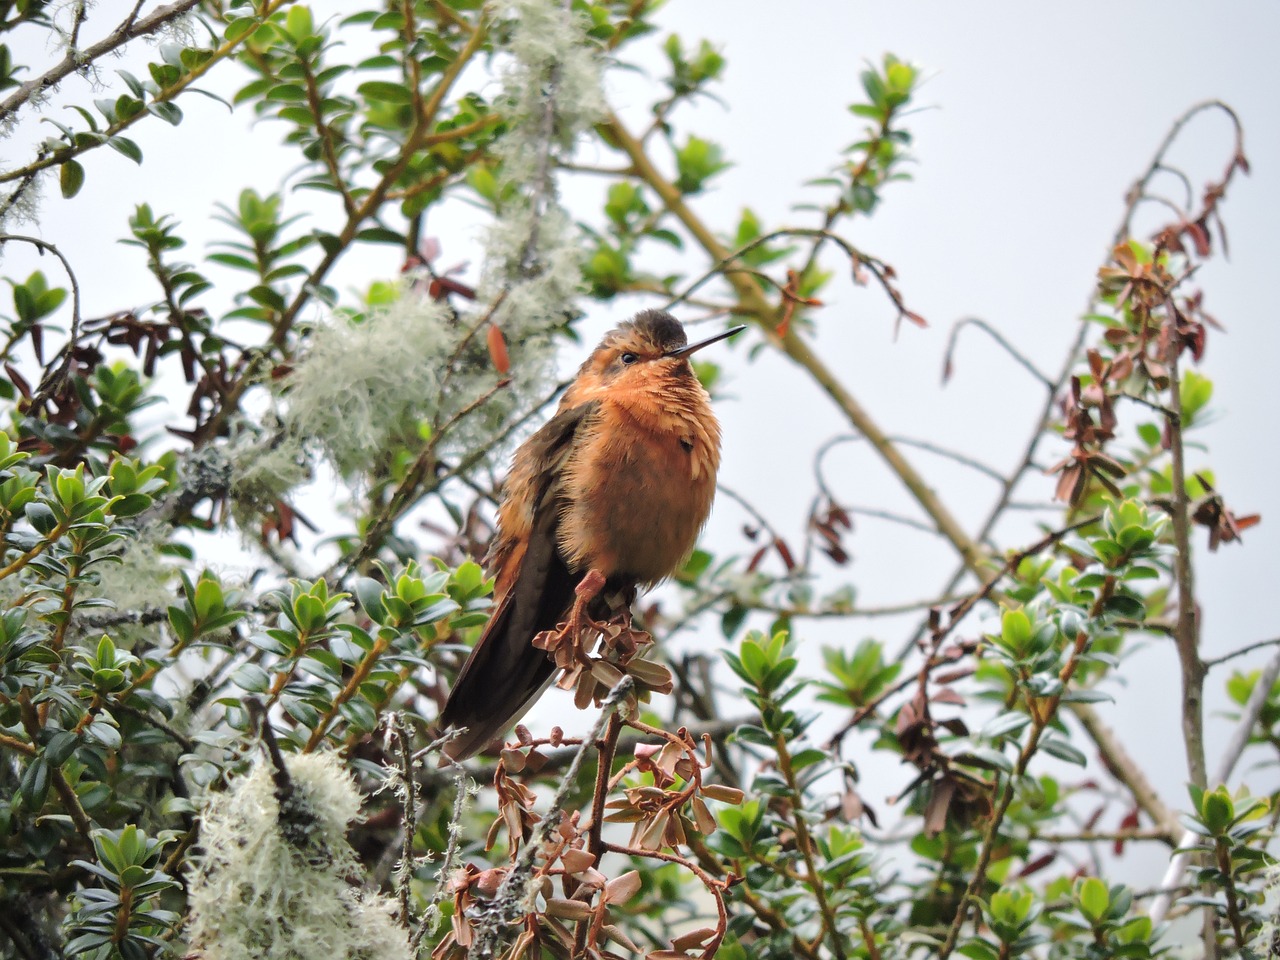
[466,677,634,959]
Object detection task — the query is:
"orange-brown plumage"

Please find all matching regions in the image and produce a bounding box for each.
[439,310,741,760]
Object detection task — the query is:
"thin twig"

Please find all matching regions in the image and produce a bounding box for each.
[1067,702,1179,837]
[1205,636,1280,670]
[573,710,623,956]
[1165,348,1207,790]
[0,234,84,415]
[942,317,1054,390]
[900,101,1247,668]
[0,0,204,120]
[939,579,1117,958]
[411,737,473,952]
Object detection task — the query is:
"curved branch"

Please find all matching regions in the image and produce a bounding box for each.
[1205,636,1280,670]
[942,316,1054,390]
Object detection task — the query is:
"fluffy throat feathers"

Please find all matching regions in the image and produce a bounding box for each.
[604,376,720,481]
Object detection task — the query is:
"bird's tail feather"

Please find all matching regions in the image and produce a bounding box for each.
[438,551,577,761]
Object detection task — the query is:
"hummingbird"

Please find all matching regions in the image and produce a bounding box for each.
[439,310,743,760]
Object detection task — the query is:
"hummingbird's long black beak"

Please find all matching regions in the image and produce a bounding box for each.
[665,324,747,359]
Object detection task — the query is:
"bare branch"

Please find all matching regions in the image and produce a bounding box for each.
[942,316,1054,390]
[1164,349,1207,790]
[1205,636,1280,670]
[0,0,205,121]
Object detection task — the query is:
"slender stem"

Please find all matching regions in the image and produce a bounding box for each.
[1214,838,1248,949]
[1149,647,1280,925]
[300,59,355,218]
[905,103,1246,661]
[1,0,291,182]
[1205,636,1280,670]
[1165,349,1206,789]
[0,518,70,581]
[1067,702,1179,836]
[468,678,633,959]
[573,711,622,956]
[303,634,391,752]
[599,842,729,959]
[17,692,92,837]
[0,732,36,756]
[774,731,847,960]
[336,375,509,577]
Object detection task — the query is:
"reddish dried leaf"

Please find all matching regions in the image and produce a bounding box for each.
[670,927,718,951]
[544,897,593,921]
[924,778,955,837]
[701,783,744,805]
[560,848,596,874]
[603,869,642,905]
[1115,807,1141,856]
[1017,851,1058,878]
[486,323,510,374]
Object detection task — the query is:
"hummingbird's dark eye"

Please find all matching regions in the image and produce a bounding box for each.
[619,352,638,365]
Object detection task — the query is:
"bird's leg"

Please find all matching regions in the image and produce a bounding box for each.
[563,568,609,646]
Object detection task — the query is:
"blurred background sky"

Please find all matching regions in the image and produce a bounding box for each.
[7,0,1279,893]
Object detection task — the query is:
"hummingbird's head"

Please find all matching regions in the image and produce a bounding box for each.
[579,310,744,389]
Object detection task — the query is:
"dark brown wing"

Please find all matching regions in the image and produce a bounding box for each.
[439,400,599,761]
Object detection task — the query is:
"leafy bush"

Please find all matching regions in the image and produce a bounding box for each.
[0,2,1270,958]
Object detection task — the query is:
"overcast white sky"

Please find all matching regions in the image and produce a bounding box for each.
[7,0,1279,894]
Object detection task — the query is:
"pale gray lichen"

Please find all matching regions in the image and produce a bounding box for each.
[281,294,455,479]
[225,419,311,523]
[0,172,45,231]
[85,526,177,613]
[185,751,411,960]
[154,10,197,47]
[1250,865,1280,957]
[477,0,605,355]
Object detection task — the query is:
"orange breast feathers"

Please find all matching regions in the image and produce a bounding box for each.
[556,379,720,584]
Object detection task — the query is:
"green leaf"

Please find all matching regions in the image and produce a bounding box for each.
[1200,787,1233,835]
[233,663,269,693]
[358,81,413,104]
[59,160,85,198]
[981,712,1031,740]
[88,720,122,750]
[107,136,143,164]
[148,101,183,125]
[224,17,261,43]
[355,227,404,245]
[167,605,194,644]
[1038,734,1087,767]
[720,604,747,639]
[1076,876,1109,923]
[20,756,50,809]
[998,607,1032,657]
[45,731,78,766]
[284,4,314,40]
